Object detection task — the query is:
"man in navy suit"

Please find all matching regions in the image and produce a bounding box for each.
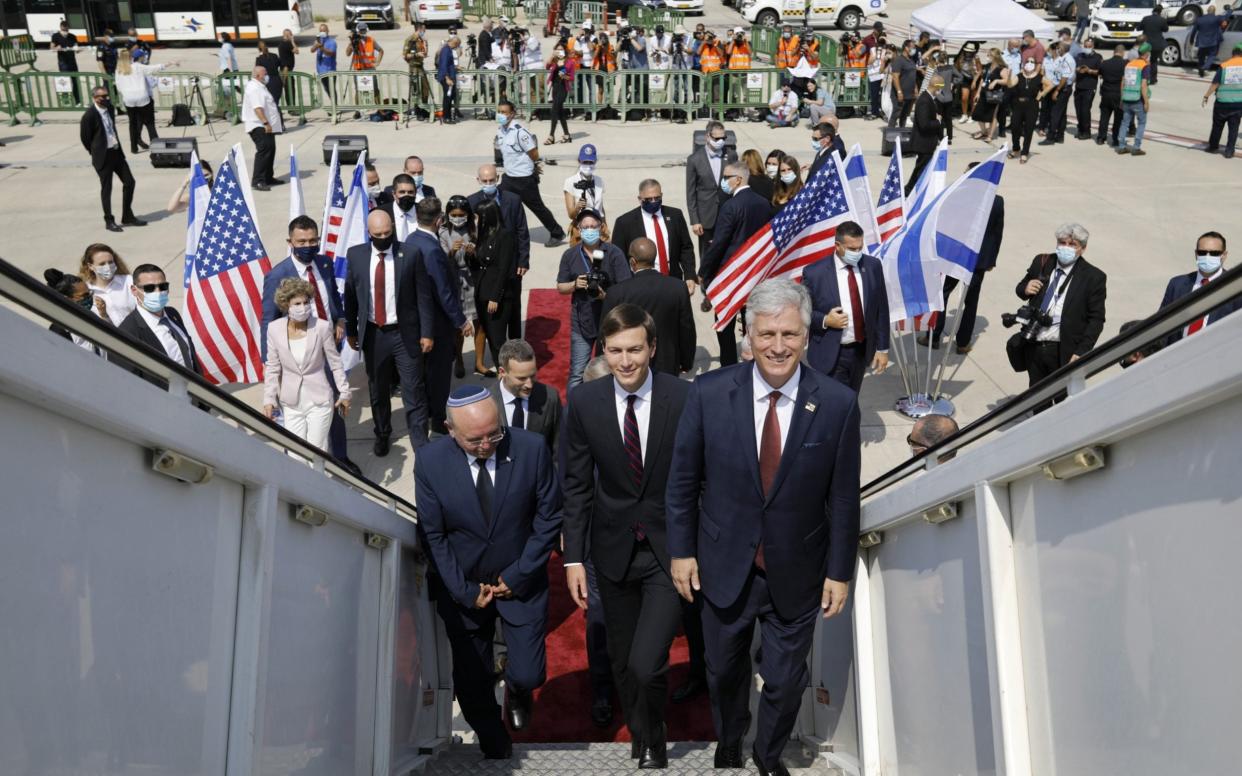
[699,161,774,367]
[667,278,861,776]
[416,385,562,759]
[402,197,471,435]
[469,164,530,340]
[801,220,890,393]
[1158,230,1237,345]
[261,215,357,470]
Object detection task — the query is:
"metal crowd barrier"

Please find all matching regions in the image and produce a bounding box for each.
[749,26,780,63]
[212,71,247,123]
[12,70,113,125]
[816,34,841,68]
[323,69,411,124]
[626,6,684,30]
[0,34,38,72]
[463,0,502,20]
[819,65,869,108]
[704,67,783,119]
[281,70,324,125]
[610,68,701,121]
[149,70,216,114]
[0,73,20,125]
[563,0,607,26]
[524,0,553,23]
[452,68,509,116]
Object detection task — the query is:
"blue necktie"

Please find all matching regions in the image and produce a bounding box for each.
[1041,269,1064,314]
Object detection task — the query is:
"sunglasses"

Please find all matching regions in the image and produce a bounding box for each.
[1198,249,1225,257]
[139,282,170,293]
[906,434,928,452]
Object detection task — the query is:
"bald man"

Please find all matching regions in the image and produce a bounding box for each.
[468,164,531,340]
[600,237,697,375]
[908,413,959,462]
[242,64,283,189]
[416,385,562,758]
[343,208,436,455]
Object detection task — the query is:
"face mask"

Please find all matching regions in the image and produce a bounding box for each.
[1023,61,1036,73]
[287,303,311,322]
[419,30,426,39]
[641,198,662,214]
[840,248,863,266]
[141,291,168,314]
[367,184,381,198]
[780,171,797,185]
[765,164,779,178]
[1197,254,1223,275]
[812,140,825,154]
[497,113,511,126]
[720,177,733,195]
[397,195,417,213]
[372,234,394,252]
[579,164,594,177]
[783,32,792,39]
[579,227,600,245]
[556,51,566,60]
[292,245,319,264]
[708,138,724,151]
[1055,245,1078,265]
[481,183,498,196]
[318,32,326,40]
[449,215,468,228]
[410,174,424,188]
[263,75,270,84]
[94,262,117,282]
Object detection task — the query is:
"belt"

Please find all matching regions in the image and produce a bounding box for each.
[1031,341,1060,349]
[376,322,400,332]
[842,341,865,350]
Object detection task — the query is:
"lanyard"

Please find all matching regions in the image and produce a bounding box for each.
[579,246,594,274]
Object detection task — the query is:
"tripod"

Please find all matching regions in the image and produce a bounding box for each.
[187,76,218,141]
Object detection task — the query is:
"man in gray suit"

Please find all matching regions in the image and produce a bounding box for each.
[494,338,561,455]
[685,120,737,309]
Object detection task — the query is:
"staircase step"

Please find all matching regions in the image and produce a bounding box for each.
[419,741,843,774]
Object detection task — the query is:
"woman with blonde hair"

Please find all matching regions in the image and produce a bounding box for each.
[78,242,135,325]
[262,277,351,450]
[113,48,175,153]
[772,154,803,213]
[970,48,1011,142]
[742,148,773,201]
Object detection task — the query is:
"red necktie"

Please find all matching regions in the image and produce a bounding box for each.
[847,266,866,343]
[756,391,782,570]
[651,214,670,275]
[373,252,387,326]
[305,265,327,320]
[624,395,646,540]
[1187,277,1209,336]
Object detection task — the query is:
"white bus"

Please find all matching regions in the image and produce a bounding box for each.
[3,0,313,44]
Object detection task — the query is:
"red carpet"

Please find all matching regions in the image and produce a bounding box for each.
[515,289,716,743]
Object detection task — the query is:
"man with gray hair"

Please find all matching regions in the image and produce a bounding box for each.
[667,278,861,775]
[699,160,774,366]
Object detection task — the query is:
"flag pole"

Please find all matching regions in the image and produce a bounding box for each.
[906,321,920,405]
[928,285,966,416]
[889,324,913,399]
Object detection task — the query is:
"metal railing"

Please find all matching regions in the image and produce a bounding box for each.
[280,70,324,125]
[0,34,37,72]
[609,68,702,121]
[322,69,411,124]
[704,67,785,119]
[11,70,114,124]
[148,70,217,113]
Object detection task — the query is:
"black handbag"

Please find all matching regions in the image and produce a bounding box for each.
[1006,333,1028,372]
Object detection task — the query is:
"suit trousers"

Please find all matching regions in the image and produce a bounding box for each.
[682,592,707,681]
[1097,92,1122,145]
[1022,340,1068,412]
[932,271,986,347]
[96,147,136,223]
[425,334,458,434]
[905,152,932,196]
[501,173,566,240]
[828,342,867,393]
[1208,103,1242,156]
[282,398,334,451]
[716,312,740,367]
[1049,88,1072,141]
[701,567,819,770]
[478,294,513,365]
[249,126,277,185]
[505,277,523,342]
[1074,87,1096,137]
[584,557,614,695]
[597,543,681,742]
[126,101,158,152]
[362,325,429,448]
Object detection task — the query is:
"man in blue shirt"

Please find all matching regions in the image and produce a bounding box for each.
[436,36,460,124]
[310,23,338,101]
[1038,41,1076,144]
[496,99,566,247]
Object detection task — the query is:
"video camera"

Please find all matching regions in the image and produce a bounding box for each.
[585,251,611,297]
[573,176,596,195]
[1002,304,1053,341]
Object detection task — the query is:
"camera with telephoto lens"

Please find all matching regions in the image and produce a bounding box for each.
[1002,304,1053,341]
[573,176,595,195]
[585,251,610,297]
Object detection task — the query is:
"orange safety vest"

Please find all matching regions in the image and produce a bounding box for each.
[699,43,723,73]
[845,43,866,68]
[728,42,751,70]
[776,36,800,69]
[594,44,616,72]
[353,36,377,69]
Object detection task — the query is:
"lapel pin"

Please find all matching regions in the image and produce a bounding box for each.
[805,401,817,413]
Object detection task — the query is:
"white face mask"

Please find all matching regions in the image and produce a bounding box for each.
[287,303,310,322]
[780,171,797,185]
[579,164,594,177]
[765,164,779,178]
[1023,61,1036,74]
[367,184,381,198]
[93,262,117,282]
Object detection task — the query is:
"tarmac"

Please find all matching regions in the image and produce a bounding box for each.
[1,0,1239,495]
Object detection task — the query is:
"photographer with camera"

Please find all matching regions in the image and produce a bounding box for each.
[345,22,383,71]
[310,24,338,102]
[556,209,632,387]
[1009,223,1107,392]
[563,143,606,222]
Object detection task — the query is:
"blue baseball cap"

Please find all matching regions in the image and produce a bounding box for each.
[578,143,598,163]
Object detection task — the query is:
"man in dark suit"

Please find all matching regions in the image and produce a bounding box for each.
[469,164,531,341]
[906,76,944,195]
[563,304,692,769]
[80,85,144,233]
[700,161,774,367]
[417,385,562,759]
[685,120,738,263]
[927,179,1006,352]
[1158,230,1237,345]
[1014,222,1107,389]
[807,122,845,181]
[343,209,434,455]
[384,173,424,245]
[602,238,697,376]
[802,221,890,393]
[667,278,861,776]
[493,338,561,454]
[610,178,698,292]
[402,197,471,436]
[382,155,437,204]
[118,264,199,373]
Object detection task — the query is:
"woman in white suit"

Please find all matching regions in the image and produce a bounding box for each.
[262,277,351,450]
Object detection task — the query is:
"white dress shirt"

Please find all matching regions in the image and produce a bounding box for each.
[463,448,498,483]
[137,306,190,367]
[87,273,136,326]
[499,381,527,428]
[242,77,283,133]
[706,147,723,182]
[641,208,670,265]
[95,104,119,149]
[834,255,864,347]
[296,262,331,320]
[368,244,397,324]
[612,369,653,460]
[752,364,799,455]
[1036,263,1074,343]
[393,206,418,243]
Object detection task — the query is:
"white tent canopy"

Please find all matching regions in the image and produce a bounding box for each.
[910,0,1057,42]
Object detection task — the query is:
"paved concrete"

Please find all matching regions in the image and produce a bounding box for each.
[420,741,841,774]
[2,1,1238,495]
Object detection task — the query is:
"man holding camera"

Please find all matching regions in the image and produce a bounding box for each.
[724,27,753,116]
[1011,223,1107,389]
[563,143,606,223]
[346,22,383,71]
[556,209,633,387]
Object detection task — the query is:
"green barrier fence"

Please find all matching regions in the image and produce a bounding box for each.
[213,71,247,123]
[815,34,841,68]
[704,67,783,120]
[820,65,868,108]
[149,71,216,116]
[523,0,552,23]
[609,68,701,121]
[322,69,411,124]
[626,7,683,30]
[0,35,38,73]
[750,26,780,63]
[453,68,512,117]
[463,0,502,20]
[563,1,606,26]
[281,71,324,125]
[0,73,19,125]
[13,71,113,125]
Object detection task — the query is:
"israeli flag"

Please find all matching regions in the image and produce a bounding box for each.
[932,149,1007,282]
[842,144,882,253]
[183,151,211,288]
[289,148,306,222]
[906,138,950,218]
[336,152,370,372]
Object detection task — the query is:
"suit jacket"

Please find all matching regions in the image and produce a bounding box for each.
[476,229,516,303]
[495,380,561,455]
[910,92,943,154]
[666,364,861,619]
[699,187,773,283]
[80,103,122,170]
[976,195,1005,273]
[807,137,848,181]
[610,205,696,281]
[563,372,690,582]
[468,189,530,270]
[601,269,696,375]
[261,255,344,360]
[262,317,351,408]
[414,430,562,624]
[117,307,201,374]
[1015,254,1108,364]
[685,145,737,231]
[803,254,891,375]
[342,240,434,357]
[1159,270,1241,345]
[404,229,466,339]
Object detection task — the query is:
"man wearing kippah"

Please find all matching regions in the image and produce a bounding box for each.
[415,384,563,759]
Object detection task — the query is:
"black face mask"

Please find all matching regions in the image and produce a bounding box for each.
[397,194,417,213]
[372,234,394,252]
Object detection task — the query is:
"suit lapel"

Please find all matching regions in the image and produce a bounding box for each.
[489,436,515,537]
[641,379,669,495]
[730,366,763,499]
[765,376,820,506]
[449,450,488,531]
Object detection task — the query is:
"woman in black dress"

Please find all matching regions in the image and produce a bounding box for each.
[473,199,516,365]
[1008,58,1052,164]
[971,48,1011,143]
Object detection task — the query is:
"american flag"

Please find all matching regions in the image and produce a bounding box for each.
[321,144,347,261]
[184,158,271,384]
[876,140,905,244]
[706,154,853,330]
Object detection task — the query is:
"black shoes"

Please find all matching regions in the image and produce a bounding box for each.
[637,724,667,769]
[713,741,744,768]
[1037,138,1056,146]
[373,436,390,457]
[590,693,613,728]
[253,182,271,191]
[671,674,706,704]
[105,220,123,233]
[506,687,533,731]
[121,215,146,227]
[482,740,513,759]
[544,235,566,248]
[752,748,791,776]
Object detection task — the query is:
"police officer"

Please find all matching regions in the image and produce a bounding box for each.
[1203,42,1242,159]
[495,99,566,248]
[403,21,432,119]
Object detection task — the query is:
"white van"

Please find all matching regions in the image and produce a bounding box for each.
[1090,0,1154,45]
[739,0,888,32]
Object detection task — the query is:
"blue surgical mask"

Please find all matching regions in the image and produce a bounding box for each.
[292,245,319,264]
[481,183,498,196]
[1055,245,1078,266]
[412,174,424,187]
[1197,254,1222,276]
[720,177,733,195]
[579,227,600,245]
[812,140,824,154]
[142,291,169,313]
[497,113,511,126]
[780,171,797,185]
[841,248,863,266]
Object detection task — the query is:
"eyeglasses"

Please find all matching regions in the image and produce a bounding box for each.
[640,196,661,204]
[1198,249,1225,257]
[461,427,506,448]
[906,434,929,453]
[139,282,170,293]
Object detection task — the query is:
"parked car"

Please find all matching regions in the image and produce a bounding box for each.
[1045,0,1090,22]
[663,0,705,13]
[1090,0,1153,44]
[346,0,398,30]
[412,0,463,25]
[1160,0,1212,26]
[741,0,887,31]
[1160,13,1242,64]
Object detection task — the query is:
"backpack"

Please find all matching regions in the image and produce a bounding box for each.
[169,103,195,127]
